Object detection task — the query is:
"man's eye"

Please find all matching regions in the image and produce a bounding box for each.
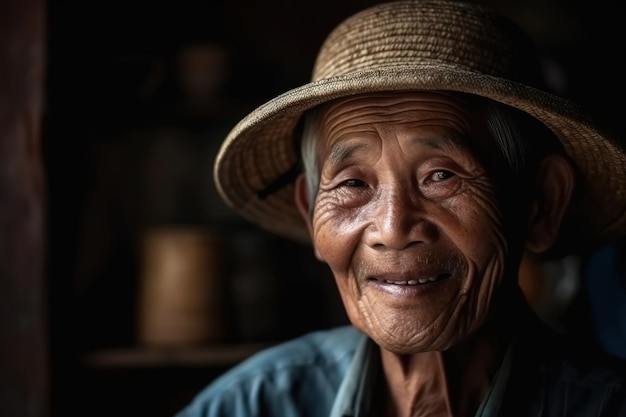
[431,170,454,181]
[342,178,367,187]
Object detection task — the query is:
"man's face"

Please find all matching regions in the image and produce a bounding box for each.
[308,91,511,353]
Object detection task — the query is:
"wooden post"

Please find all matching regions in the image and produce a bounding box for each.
[0,0,48,416]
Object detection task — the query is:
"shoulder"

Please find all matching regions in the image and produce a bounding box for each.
[510,322,626,416]
[543,328,626,384]
[234,324,364,372]
[545,338,626,416]
[549,334,626,391]
[175,325,364,417]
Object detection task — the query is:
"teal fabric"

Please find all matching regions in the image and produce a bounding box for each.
[176,315,626,417]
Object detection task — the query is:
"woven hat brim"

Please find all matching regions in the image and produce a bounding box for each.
[215,65,626,256]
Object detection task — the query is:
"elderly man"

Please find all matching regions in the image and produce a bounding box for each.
[176,1,626,416]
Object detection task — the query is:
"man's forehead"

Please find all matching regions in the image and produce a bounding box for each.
[309,91,516,174]
[315,91,481,147]
[320,90,472,114]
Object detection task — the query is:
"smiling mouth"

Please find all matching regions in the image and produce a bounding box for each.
[377,273,451,286]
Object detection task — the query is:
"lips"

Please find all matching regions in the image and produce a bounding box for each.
[357,253,462,288]
[382,274,450,285]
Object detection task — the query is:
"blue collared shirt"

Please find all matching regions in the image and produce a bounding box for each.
[175,321,626,417]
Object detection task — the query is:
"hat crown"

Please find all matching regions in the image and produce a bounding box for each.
[313,0,545,89]
[215,0,626,256]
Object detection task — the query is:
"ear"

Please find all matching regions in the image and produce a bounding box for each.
[294,173,324,261]
[525,154,575,254]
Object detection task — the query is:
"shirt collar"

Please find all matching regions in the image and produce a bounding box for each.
[328,332,516,417]
[328,331,376,417]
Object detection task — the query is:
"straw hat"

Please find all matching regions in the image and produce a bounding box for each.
[214,0,626,256]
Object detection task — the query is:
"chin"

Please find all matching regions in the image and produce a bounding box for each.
[361,315,468,353]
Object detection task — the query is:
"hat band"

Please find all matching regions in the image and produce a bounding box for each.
[257,161,301,200]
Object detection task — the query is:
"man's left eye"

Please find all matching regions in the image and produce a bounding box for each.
[431,170,454,181]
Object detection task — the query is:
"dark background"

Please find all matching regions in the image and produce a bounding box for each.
[42,0,624,416]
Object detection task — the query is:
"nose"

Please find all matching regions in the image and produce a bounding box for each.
[366,187,437,250]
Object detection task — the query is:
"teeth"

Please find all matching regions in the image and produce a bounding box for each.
[384,277,437,285]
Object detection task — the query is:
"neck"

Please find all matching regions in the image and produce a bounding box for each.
[379,286,526,417]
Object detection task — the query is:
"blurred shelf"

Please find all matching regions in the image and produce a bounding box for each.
[81,343,271,369]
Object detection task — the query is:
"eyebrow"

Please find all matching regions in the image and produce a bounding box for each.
[326,141,371,166]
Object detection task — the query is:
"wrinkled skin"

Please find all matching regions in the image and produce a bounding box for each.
[300,92,510,353]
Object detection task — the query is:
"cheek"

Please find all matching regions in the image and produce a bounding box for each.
[448,194,508,308]
[450,188,507,258]
[311,200,367,324]
[311,195,367,267]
